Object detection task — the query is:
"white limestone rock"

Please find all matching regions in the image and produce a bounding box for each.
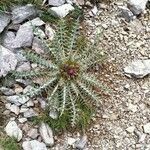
[127,0,148,15]
[124,60,150,78]
[39,123,54,146]
[22,140,47,150]
[49,4,74,18]
[48,0,65,6]
[5,121,22,141]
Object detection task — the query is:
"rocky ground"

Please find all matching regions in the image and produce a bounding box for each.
[0,0,150,150]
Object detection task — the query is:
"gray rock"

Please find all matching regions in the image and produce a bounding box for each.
[75,135,88,150]
[119,6,135,22]
[12,4,37,24]
[39,123,54,146]
[48,0,65,6]
[24,108,38,118]
[5,120,22,141]
[22,140,47,150]
[0,45,17,77]
[9,104,20,115]
[2,31,16,50]
[32,37,48,54]
[0,13,11,33]
[6,95,29,106]
[11,24,34,48]
[16,62,31,72]
[24,17,45,27]
[27,128,39,139]
[49,4,74,18]
[124,60,150,78]
[127,0,148,15]
[0,87,15,96]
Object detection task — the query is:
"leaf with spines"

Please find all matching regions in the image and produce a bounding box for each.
[3,19,107,126]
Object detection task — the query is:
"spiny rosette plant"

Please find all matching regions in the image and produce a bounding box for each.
[10,19,106,126]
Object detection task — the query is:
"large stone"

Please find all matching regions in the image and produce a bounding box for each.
[39,123,54,146]
[49,4,74,18]
[124,60,150,78]
[5,121,22,141]
[11,24,34,48]
[127,0,148,15]
[48,0,65,6]
[12,4,37,24]
[0,13,11,33]
[0,45,17,77]
[22,140,47,150]
[6,95,29,106]
[2,31,16,50]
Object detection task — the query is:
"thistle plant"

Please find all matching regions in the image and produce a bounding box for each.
[10,20,105,126]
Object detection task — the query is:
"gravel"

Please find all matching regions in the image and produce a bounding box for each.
[0,0,150,149]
